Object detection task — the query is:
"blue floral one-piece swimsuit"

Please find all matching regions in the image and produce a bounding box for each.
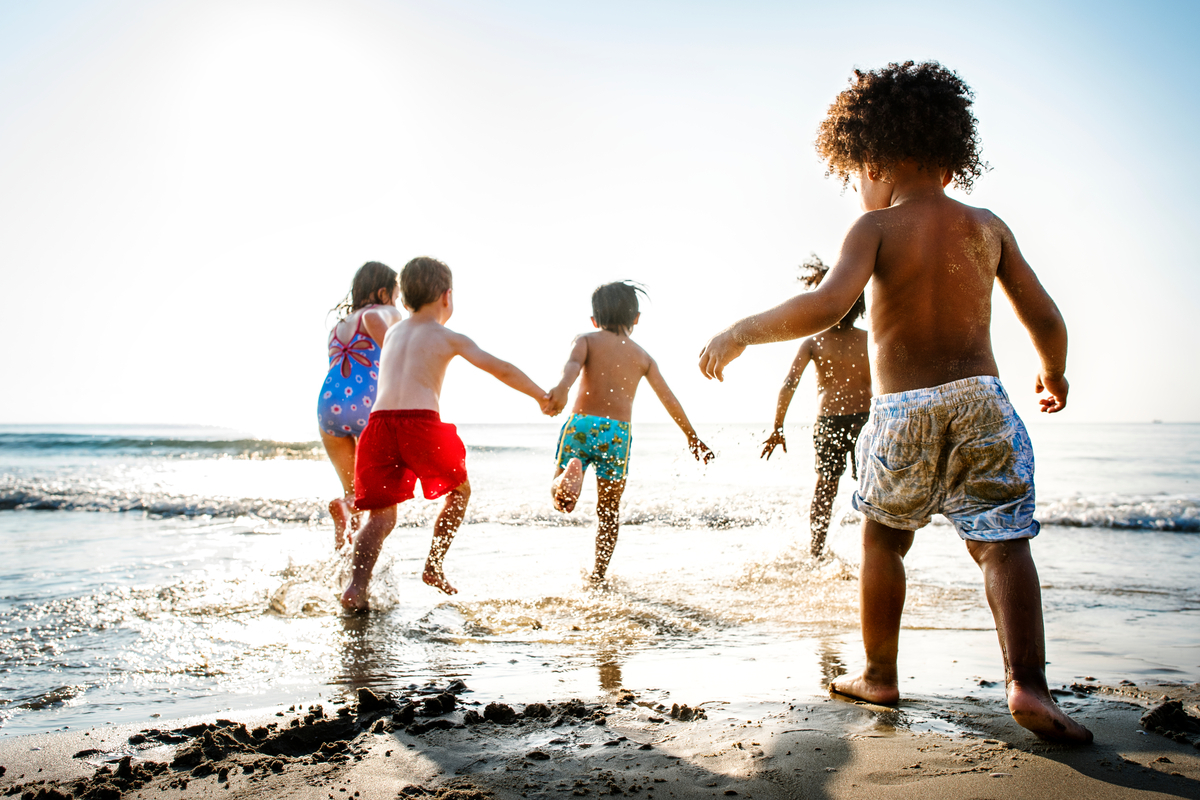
[317,312,381,438]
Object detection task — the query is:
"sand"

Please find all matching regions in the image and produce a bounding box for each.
[2,681,1199,800]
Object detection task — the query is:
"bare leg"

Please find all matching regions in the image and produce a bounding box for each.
[810,473,841,557]
[341,504,397,612]
[966,539,1093,744]
[590,478,626,582]
[552,458,585,513]
[423,481,470,595]
[321,431,359,549]
[830,518,913,705]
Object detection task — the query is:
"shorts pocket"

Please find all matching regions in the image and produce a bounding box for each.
[957,438,1030,504]
[863,452,932,517]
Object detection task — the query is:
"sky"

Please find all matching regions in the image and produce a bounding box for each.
[1,0,1197,440]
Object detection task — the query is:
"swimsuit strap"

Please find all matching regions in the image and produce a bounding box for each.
[331,305,380,347]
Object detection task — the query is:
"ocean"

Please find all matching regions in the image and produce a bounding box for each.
[1,421,1197,738]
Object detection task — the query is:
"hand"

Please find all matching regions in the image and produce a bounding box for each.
[689,436,716,465]
[698,330,745,381]
[1035,372,1068,413]
[538,392,556,416]
[547,385,570,417]
[761,429,786,460]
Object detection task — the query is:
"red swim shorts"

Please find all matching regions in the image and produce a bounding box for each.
[354,410,468,510]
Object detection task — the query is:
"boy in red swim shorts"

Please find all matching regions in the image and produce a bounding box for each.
[342,256,551,610]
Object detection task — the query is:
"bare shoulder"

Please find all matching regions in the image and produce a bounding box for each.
[620,337,654,373]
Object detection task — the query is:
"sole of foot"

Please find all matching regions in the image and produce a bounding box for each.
[552,458,584,513]
[423,568,458,595]
[829,673,901,707]
[1008,684,1094,744]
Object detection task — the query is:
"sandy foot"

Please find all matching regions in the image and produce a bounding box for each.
[1008,680,1094,744]
[552,458,584,513]
[830,672,900,706]
[423,565,458,595]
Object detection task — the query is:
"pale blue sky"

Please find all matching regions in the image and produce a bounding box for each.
[1,0,1196,437]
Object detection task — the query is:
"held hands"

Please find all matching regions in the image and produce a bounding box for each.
[537,391,557,416]
[1035,372,1068,413]
[688,435,716,465]
[761,429,786,460]
[544,384,570,417]
[698,329,745,381]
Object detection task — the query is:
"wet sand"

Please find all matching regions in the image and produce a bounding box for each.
[3,681,1198,799]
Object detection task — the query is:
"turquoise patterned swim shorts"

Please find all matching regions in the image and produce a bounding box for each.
[852,376,1039,542]
[554,414,632,482]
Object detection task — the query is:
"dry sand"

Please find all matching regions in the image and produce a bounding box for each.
[3,681,1198,799]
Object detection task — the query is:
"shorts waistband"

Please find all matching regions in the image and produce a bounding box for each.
[870,376,1009,419]
[370,409,442,421]
[568,413,631,428]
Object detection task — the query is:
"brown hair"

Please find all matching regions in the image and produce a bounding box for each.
[332,261,397,321]
[400,256,453,311]
[798,254,865,325]
[815,61,988,192]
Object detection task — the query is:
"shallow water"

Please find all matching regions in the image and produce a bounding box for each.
[1,422,1198,737]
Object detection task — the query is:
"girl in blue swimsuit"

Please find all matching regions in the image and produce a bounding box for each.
[318,262,403,547]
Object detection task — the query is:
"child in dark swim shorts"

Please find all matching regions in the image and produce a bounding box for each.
[761,255,872,557]
[700,62,1091,743]
[546,281,713,583]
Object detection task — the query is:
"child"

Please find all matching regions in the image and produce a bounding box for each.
[342,256,551,610]
[698,62,1091,743]
[547,281,714,583]
[317,262,404,549]
[760,255,871,558]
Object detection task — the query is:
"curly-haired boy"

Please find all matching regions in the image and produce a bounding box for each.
[699,61,1091,743]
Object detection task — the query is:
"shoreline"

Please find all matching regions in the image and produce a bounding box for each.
[3,681,1198,799]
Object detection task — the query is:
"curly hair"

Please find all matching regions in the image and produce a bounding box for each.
[797,253,865,324]
[815,61,988,192]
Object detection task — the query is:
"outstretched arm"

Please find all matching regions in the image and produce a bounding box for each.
[454,334,551,411]
[995,222,1069,413]
[646,359,714,464]
[762,339,813,460]
[547,336,588,416]
[699,216,880,381]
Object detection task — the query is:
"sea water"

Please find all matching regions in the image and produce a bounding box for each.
[1,422,1197,736]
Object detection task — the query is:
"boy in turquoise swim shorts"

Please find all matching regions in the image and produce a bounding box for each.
[547,281,714,582]
[699,62,1091,743]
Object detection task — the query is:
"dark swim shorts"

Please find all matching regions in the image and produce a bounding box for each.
[814,412,870,481]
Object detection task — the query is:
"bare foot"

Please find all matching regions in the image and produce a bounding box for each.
[1008,681,1094,744]
[829,671,900,706]
[423,564,458,595]
[340,582,369,612]
[552,458,584,513]
[330,497,355,549]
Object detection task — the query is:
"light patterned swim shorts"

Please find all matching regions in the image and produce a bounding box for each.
[852,376,1039,542]
[554,413,632,482]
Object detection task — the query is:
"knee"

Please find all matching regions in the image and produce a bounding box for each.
[966,538,1028,565]
[453,481,471,503]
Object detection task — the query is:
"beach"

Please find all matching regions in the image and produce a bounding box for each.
[1,422,1199,796]
[2,680,1199,798]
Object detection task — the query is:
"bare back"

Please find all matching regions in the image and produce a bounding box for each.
[809,324,871,414]
[571,330,652,422]
[373,317,459,412]
[866,196,1002,393]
